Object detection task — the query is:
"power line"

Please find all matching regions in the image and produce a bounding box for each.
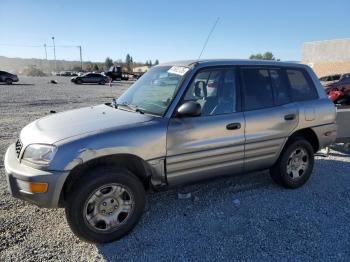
[0,43,81,48]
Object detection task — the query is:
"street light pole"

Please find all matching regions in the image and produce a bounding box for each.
[78,45,83,71]
[44,44,47,60]
[52,36,56,71]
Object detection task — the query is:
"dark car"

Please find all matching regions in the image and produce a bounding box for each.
[71,73,110,85]
[319,73,350,86]
[0,70,19,84]
[324,74,350,105]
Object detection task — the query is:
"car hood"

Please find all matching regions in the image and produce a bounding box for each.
[20,104,154,145]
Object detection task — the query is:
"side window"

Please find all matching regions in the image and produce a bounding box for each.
[183,68,237,116]
[241,68,274,111]
[270,69,291,105]
[286,69,318,101]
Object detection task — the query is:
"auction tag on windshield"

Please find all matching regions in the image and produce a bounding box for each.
[168,66,189,76]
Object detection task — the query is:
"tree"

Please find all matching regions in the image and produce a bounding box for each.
[149,60,152,66]
[24,65,46,76]
[114,59,123,66]
[154,59,159,65]
[92,63,99,71]
[125,54,132,72]
[249,52,276,60]
[84,61,93,71]
[104,57,114,70]
[72,66,81,71]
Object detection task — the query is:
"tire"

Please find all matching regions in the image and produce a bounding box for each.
[76,79,82,84]
[65,167,146,243]
[5,78,13,85]
[99,80,106,85]
[270,138,314,189]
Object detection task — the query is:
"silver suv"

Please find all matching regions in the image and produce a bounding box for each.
[4,60,337,243]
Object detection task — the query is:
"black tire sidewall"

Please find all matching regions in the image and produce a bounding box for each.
[65,167,145,243]
[6,78,12,84]
[273,139,314,189]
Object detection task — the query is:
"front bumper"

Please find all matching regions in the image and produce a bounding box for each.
[4,144,69,208]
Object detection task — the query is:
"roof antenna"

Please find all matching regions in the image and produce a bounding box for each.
[198,17,220,59]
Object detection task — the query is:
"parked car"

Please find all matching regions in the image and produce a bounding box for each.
[71,73,110,85]
[319,73,350,86]
[58,71,78,77]
[0,70,19,84]
[4,60,337,243]
[324,73,350,105]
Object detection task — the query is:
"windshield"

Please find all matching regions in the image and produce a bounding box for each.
[117,66,189,116]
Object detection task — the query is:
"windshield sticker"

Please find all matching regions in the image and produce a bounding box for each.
[167,66,189,76]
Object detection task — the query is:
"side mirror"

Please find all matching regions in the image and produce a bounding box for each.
[177,101,201,117]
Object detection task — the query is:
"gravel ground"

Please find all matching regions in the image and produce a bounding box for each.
[0,76,350,261]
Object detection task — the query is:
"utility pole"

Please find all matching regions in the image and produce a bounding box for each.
[52,36,57,71]
[44,44,47,60]
[78,45,83,71]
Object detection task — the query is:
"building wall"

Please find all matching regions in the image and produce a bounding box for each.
[302,39,350,77]
[308,61,350,78]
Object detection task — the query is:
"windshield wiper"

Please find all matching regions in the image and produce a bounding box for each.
[114,101,146,114]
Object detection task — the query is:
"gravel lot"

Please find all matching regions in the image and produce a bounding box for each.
[1,76,350,261]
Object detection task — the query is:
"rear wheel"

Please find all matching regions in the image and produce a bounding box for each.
[99,80,106,85]
[270,138,314,189]
[65,167,146,243]
[5,78,13,85]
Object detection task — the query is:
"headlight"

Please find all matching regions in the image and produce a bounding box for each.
[22,144,57,165]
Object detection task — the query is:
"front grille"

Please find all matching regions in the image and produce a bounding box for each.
[15,139,22,158]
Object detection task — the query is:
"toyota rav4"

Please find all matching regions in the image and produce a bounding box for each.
[4,60,337,243]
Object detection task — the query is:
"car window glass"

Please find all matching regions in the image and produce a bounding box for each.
[183,68,237,116]
[332,75,341,81]
[241,68,274,111]
[286,69,318,101]
[270,69,291,105]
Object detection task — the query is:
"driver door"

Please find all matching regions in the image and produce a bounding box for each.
[166,67,245,185]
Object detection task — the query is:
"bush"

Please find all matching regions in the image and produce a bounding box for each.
[24,66,47,77]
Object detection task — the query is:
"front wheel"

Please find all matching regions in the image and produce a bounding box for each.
[99,80,106,85]
[65,167,146,243]
[6,78,13,85]
[270,138,314,189]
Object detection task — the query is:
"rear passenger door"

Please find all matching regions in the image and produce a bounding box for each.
[240,67,298,172]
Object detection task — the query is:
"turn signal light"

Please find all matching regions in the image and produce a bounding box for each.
[29,182,48,193]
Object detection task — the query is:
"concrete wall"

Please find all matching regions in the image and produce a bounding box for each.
[309,61,350,77]
[302,39,350,63]
[302,39,350,77]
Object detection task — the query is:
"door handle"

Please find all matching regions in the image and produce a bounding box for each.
[284,114,296,121]
[226,123,241,130]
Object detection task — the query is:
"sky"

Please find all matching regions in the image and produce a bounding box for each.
[0,0,349,63]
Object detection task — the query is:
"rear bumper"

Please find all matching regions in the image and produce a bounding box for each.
[4,144,69,208]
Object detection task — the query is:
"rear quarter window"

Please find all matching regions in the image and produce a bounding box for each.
[286,69,318,102]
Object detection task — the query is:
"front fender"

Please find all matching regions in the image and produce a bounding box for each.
[49,119,168,171]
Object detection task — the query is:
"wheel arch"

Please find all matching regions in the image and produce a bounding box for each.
[286,128,320,153]
[59,154,152,206]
